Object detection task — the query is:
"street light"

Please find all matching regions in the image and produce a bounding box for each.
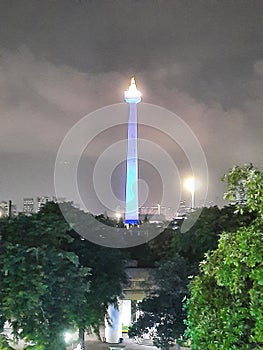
[184,177,197,209]
[64,331,73,349]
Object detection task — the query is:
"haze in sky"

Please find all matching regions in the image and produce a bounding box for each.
[0,0,262,213]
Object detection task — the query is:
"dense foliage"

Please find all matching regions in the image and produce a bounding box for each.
[0,202,127,349]
[170,205,255,264]
[67,230,127,336]
[129,255,192,350]
[187,164,263,349]
[128,175,257,349]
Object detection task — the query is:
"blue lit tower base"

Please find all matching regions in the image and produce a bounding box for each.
[124,78,141,225]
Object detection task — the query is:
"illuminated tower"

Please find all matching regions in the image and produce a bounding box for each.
[104,79,141,344]
[124,77,141,225]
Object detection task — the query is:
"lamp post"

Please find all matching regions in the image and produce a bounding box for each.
[184,177,196,210]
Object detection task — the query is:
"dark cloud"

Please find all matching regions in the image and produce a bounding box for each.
[0,0,262,211]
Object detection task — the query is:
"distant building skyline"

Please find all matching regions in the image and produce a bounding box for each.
[22,196,59,214]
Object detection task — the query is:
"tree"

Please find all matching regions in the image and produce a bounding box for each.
[66,230,128,338]
[38,202,128,343]
[0,202,128,349]
[129,255,191,350]
[0,210,90,349]
[170,205,256,265]
[128,200,256,349]
[186,164,263,349]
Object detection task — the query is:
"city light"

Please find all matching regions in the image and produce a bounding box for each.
[115,212,121,221]
[184,177,195,193]
[184,177,200,209]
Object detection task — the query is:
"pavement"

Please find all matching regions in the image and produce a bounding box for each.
[8,329,186,350]
[67,335,157,350]
[68,336,186,350]
[81,338,158,349]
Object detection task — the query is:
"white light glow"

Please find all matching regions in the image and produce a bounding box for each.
[115,212,121,220]
[184,177,196,193]
[124,77,142,102]
[184,177,200,209]
[64,332,72,343]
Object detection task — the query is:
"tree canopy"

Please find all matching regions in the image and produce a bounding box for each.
[186,164,263,349]
[129,255,191,350]
[128,176,257,349]
[0,202,128,349]
[170,204,256,264]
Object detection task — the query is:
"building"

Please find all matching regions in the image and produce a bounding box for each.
[22,196,58,214]
[0,201,17,218]
[139,205,175,221]
[36,196,56,212]
[23,198,34,214]
[105,265,151,343]
[124,77,141,225]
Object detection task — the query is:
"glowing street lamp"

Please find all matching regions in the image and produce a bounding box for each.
[64,331,74,349]
[184,177,197,209]
[64,332,72,343]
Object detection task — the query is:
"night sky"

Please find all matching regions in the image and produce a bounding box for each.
[0,0,262,213]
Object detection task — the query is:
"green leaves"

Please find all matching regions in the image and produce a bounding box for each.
[170,204,255,265]
[0,202,128,348]
[128,191,257,349]
[223,164,263,221]
[0,205,91,349]
[129,255,190,349]
[187,165,263,349]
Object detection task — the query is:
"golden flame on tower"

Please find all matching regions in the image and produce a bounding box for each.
[130,76,136,86]
[125,76,141,100]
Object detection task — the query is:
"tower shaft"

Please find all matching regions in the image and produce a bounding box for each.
[124,77,141,225]
[125,103,139,224]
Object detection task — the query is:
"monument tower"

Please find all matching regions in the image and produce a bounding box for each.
[124,77,141,225]
[105,78,141,344]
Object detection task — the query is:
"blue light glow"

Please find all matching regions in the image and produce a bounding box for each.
[125,100,139,224]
